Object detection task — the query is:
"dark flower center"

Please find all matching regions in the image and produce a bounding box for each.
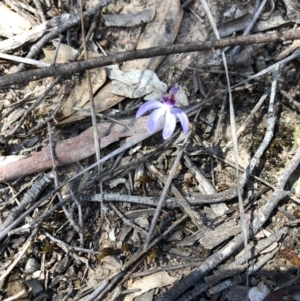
[163,93,176,106]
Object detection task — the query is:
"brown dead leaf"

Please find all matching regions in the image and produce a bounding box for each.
[40,42,107,122]
[59,0,183,124]
[42,42,77,64]
[58,66,106,121]
[279,248,300,267]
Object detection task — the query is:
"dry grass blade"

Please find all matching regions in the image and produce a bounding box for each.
[143,133,194,249]
[79,0,103,217]
[200,0,249,295]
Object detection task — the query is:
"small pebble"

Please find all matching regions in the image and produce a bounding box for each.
[25,258,40,274]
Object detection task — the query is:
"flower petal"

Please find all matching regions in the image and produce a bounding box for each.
[147,107,166,133]
[169,86,179,96]
[172,108,189,134]
[163,109,176,140]
[136,100,164,118]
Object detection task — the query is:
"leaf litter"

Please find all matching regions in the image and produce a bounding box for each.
[1,0,300,300]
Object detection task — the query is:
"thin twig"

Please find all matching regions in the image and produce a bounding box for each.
[51,36,62,65]
[0,52,50,67]
[200,0,248,293]
[109,203,148,237]
[147,163,202,223]
[7,76,62,137]
[211,247,279,295]
[0,173,54,234]
[70,190,84,247]
[14,0,111,73]
[230,0,268,57]
[223,88,270,152]
[239,64,281,188]
[47,122,84,245]
[43,231,99,254]
[143,133,192,249]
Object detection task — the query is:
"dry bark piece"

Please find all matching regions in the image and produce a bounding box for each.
[0,116,148,182]
[103,8,155,27]
[59,0,183,124]
[199,219,242,250]
[0,2,31,38]
[0,15,64,53]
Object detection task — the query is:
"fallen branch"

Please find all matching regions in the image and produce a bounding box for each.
[1,28,300,88]
[0,116,147,181]
[0,172,54,232]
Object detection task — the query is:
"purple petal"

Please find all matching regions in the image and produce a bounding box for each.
[169,86,179,96]
[172,108,189,134]
[162,109,176,140]
[147,107,166,133]
[136,100,164,118]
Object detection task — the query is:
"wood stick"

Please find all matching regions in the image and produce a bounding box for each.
[1,28,300,88]
[0,116,145,181]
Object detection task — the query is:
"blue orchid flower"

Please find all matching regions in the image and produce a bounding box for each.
[136,86,189,140]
